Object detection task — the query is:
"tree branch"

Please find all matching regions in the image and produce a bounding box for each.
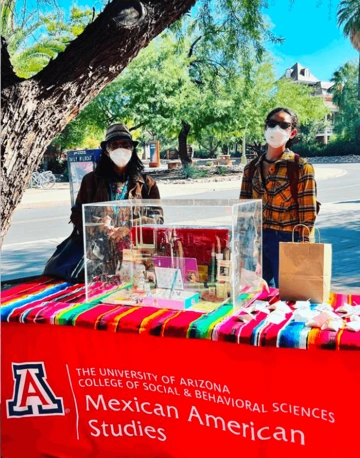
[1,36,23,90]
[33,0,197,121]
[0,0,198,238]
[129,122,144,131]
[188,35,202,58]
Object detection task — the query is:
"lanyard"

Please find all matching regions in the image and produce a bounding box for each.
[114,180,129,201]
[111,180,129,217]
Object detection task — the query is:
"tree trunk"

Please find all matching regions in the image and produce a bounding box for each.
[241,135,247,165]
[178,120,192,165]
[357,53,360,143]
[1,0,196,241]
[358,52,360,102]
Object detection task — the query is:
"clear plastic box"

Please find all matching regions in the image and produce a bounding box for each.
[83,199,262,312]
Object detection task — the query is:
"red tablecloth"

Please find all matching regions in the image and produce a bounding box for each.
[2,277,360,458]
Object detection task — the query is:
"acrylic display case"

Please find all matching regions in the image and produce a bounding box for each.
[83,199,262,313]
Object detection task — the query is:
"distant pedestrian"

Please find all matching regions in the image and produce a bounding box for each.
[240,107,317,287]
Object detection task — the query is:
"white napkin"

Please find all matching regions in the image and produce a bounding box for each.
[344,305,360,319]
[238,313,256,323]
[293,300,311,309]
[250,300,271,314]
[321,319,344,332]
[306,311,339,328]
[293,309,318,323]
[268,301,292,313]
[275,301,292,314]
[351,315,360,322]
[238,301,270,316]
[314,303,333,312]
[266,311,287,324]
[336,303,354,314]
[346,321,360,332]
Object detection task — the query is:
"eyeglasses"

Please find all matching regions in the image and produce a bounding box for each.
[266,120,292,130]
[107,140,133,151]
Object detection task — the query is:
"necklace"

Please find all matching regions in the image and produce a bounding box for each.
[262,154,277,164]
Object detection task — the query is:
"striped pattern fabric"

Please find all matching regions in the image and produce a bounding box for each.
[240,150,317,232]
[2,277,360,351]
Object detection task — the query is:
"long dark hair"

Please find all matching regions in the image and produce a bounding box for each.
[265,107,299,149]
[95,146,144,181]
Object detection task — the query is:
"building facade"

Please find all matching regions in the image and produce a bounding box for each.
[283,63,338,144]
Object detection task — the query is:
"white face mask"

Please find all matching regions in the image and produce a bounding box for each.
[265,125,290,148]
[108,148,132,168]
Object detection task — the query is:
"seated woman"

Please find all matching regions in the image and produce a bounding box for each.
[71,122,163,232]
[44,123,162,283]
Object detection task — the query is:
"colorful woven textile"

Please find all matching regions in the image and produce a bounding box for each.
[2,277,360,350]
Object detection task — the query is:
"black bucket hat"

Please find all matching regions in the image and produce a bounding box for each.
[100,123,139,150]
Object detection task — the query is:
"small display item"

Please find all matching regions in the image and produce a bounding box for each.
[197,265,209,283]
[102,288,145,306]
[155,267,184,290]
[143,289,200,310]
[200,289,228,305]
[153,256,199,285]
[217,260,232,282]
[186,270,199,284]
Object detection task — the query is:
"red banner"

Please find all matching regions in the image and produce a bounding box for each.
[2,323,360,458]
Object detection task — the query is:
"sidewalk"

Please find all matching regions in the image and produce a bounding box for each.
[18,165,345,208]
[19,183,71,208]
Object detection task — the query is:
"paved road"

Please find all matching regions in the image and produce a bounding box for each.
[5,206,72,245]
[5,163,359,245]
[316,163,360,204]
[2,163,360,292]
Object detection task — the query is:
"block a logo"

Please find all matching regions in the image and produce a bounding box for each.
[7,362,64,418]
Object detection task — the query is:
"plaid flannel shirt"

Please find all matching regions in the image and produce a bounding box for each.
[240,151,317,234]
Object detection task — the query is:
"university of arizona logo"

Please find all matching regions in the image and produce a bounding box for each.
[7,362,64,418]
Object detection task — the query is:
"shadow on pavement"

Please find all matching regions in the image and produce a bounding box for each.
[316,203,360,294]
[2,239,60,282]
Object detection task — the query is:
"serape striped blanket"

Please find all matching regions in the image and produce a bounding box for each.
[2,276,360,350]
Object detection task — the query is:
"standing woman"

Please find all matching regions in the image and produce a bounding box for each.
[240,107,317,288]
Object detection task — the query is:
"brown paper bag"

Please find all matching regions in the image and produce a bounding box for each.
[279,228,332,302]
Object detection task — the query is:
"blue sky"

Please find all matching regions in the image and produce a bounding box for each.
[263,0,358,81]
[24,0,358,82]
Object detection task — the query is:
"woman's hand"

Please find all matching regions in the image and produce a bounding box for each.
[133,216,159,226]
[109,226,130,242]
